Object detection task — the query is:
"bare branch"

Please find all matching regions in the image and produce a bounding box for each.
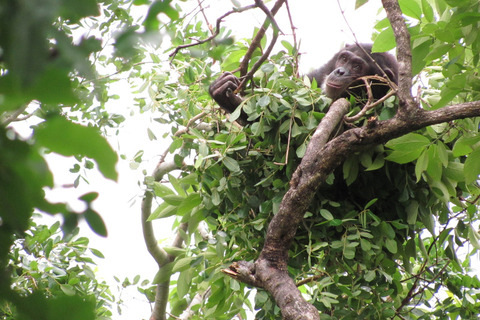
[284,0,300,77]
[1,105,29,125]
[235,0,286,93]
[238,0,286,77]
[169,4,257,60]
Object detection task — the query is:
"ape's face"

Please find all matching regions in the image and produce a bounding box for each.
[323,45,397,100]
[324,49,371,99]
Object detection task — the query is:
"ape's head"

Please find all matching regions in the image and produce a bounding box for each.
[323,44,398,100]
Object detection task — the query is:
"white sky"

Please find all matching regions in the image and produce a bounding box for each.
[22,1,387,319]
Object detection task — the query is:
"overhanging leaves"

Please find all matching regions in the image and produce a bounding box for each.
[35,116,118,181]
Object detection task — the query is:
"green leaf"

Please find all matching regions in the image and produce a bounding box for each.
[29,67,78,105]
[415,149,428,181]
[79,192,99,203]
[430,179,450,202]
[169,138,182,152]
[163,246,186,256]
[385,133,430,164]
[426,144,442,180]
[153,262,174,284]
[343,156,359,186]
[257,95,271,108]
[421,0,434,22]
[384,238,398,254]
[464,148,480,184]
[35,116,118,181]
[372,27,396,52]
[83,209,107,237]
[365,153,385,171]
[143,0,179,31]
[355,0,369,9]
[172,257,194,273]
[223,156,240,173]
[452,136,480,156]
[406,200,419,225]
[467,225,480,250]
[381,222,395,239]
[60,284,76,296]
[386,133,430,150]
[260,63,275,74]
[149,202,177,220]
[425,43,451,62]
[60,0,100,22]
[343,246,355,259]
[360,238,372,251]
[364,270,376,282]
[444,161,464,182]
[296,141,307,158]
[162,194,184,206]
[89,248,105,259]
[436,141,449,167]
[364,198,378,209]
[177,193,201,216]
[320,209,334,221]
[153,182,175,197]
[177,268,193,299]
[399,0,422,19]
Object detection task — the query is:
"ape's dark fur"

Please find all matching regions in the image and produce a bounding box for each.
[209,43,398,125]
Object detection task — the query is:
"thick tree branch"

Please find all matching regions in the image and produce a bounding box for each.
[143,116,212,320]
[381,0,416,114]
[142,161,179,266]
[142,161,181,320]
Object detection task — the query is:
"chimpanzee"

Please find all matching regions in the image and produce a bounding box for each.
[209,43,398,125]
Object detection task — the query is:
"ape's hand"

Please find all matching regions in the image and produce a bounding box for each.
[209,72,244,114]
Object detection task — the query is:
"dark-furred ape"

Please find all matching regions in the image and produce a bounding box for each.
[209,43,398,125]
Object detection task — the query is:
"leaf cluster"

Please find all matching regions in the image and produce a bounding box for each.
[1,218,113,320]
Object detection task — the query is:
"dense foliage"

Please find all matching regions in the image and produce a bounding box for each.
[1,0,480,319]
[1,218,113,319]
[143,0,480,319]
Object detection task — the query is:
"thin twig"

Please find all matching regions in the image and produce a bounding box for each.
[196,0,213,35]
[344,75,398,123]
[284,0,300,77]
[273,104,296,166]
[169,4,257,60]
[336,0,397,89]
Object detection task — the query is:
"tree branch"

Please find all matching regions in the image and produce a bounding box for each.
[381,0,416,114]
[143,115,213,320]
[238,0,286,78]
[234,0,286,94]
[169,4,257,60]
